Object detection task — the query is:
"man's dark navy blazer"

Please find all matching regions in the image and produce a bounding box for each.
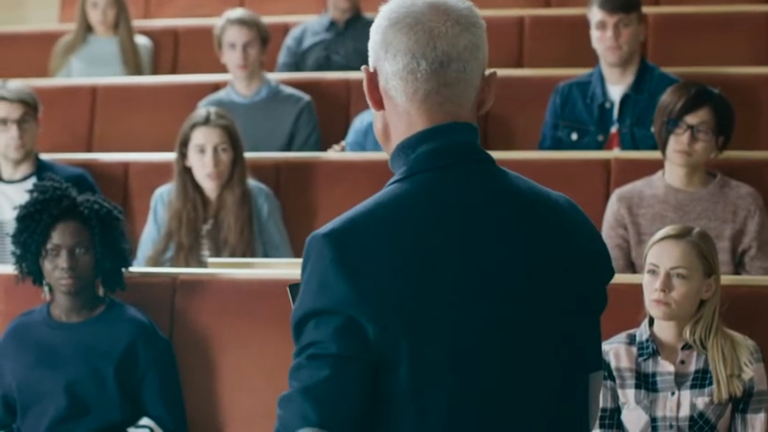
[275,122,615,432]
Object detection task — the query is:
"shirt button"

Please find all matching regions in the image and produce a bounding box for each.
[570,131,578,141]
[597,134,604,141]
[671,391,676,396]
[680,360,686,365]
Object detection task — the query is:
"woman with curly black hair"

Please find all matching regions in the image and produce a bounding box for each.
[0,175,188,432]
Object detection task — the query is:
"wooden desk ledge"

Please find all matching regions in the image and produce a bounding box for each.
[16,66,768,87]
[612,273,768,286]
[39,150,768,161]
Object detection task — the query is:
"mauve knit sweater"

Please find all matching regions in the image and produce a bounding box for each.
[601,170,768,275]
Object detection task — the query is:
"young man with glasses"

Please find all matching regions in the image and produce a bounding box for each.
[0,80,99,264]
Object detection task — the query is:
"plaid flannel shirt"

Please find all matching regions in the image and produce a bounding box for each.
[594,318,768,431]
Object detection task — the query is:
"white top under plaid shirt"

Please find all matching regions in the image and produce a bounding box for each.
[594,318,768,431]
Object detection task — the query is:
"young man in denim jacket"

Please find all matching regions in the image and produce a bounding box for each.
[539,0,679,151]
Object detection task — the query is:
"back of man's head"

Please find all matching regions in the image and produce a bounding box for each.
[368,0,488,114]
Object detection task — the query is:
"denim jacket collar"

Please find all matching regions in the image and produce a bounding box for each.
[588,57,654,104]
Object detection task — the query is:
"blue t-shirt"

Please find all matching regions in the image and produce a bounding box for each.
[345,109,382,152]
[0,297,188,431]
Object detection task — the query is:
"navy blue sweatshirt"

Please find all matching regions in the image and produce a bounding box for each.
[0,298,188,431]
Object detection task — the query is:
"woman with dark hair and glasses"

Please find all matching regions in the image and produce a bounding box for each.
[601,80,768,275]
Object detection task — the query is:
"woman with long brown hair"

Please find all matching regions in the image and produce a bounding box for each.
[595,225,767,431]
[133,107,293,267]
[49,0,153,77]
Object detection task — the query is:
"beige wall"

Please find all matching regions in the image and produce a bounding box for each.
[0,0,60,26]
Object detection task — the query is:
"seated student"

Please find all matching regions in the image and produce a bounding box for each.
[198,8,320,152]
[49,0,153,78]
[539,0,677,150]
[0,176,188,431]
[596,224,767,431]
[276,0,373,72]
[134,107,294,268]
[328,108,383,152]
[602,81,768,275]
[0,80,100,265]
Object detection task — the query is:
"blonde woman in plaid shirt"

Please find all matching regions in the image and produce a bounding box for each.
[595,225,768,431]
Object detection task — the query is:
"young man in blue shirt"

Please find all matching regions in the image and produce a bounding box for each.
[276,0,373,72]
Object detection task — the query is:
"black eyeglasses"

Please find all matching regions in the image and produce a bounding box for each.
[665,119,716,142]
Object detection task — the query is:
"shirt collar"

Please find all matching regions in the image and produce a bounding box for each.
[319,10,364,31]
[386,122,490,185]
[589,57,654,104]
[636,317,694,361]
[225,75,276,103]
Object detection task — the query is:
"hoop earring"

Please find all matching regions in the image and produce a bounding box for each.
[97,284,105,298]
[42,281,52,302]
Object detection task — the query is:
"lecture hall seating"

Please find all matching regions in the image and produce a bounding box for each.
[16,68,768,153]
[1,268,766,431]
[45,151,768,255]
[4,6,768,78]
[57,0,768,20]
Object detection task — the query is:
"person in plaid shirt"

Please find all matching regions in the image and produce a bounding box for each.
[595,224,768,431]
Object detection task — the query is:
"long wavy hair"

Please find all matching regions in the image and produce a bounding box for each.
[49,0,144,76]
[644,225,754,403]
[146,107,256,267]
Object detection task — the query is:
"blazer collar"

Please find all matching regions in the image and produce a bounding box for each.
[386,122,492,187]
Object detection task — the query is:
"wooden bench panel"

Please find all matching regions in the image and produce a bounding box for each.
[172,274,296,431]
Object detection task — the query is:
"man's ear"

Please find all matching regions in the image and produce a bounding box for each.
[362,66,385,112]
[476,70,497,117]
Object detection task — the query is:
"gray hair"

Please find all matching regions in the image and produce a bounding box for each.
[368,0,488,111]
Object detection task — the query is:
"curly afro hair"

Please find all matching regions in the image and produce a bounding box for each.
[11,174,132,292]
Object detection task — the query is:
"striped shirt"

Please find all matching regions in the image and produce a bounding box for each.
[595,318,768,431]
[0,175,36,264]
[200,219,213,266]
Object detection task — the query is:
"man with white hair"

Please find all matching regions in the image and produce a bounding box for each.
[275,1,614,431]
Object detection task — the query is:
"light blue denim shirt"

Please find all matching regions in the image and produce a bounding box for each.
[133,178,294,266]
[345,109,382,152]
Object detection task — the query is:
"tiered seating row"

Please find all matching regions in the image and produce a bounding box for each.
[49,152,768,255]
[58,0,768,20]
[19,69,768,152]
[5,7,768,78]
[1,269,765,431]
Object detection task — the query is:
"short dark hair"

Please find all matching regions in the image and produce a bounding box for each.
[653,81,735,156]
[0,80,41,118]
[11,175,132,292]
[589,0,643,15]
